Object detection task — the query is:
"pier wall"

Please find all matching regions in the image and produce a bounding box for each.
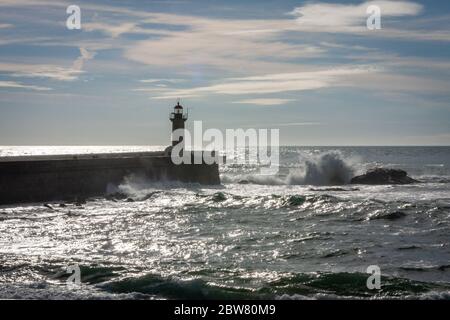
[0,154,220,205]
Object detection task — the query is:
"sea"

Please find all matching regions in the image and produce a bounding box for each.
[0,146,449,299]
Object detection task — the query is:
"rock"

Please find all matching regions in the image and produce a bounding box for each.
[211,192,227,202]
[350,168,418,185]
[438,265,450,271]
[371,211,407,220]
[282,195,306,206]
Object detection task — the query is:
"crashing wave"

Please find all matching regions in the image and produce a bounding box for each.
[222,151,356,186]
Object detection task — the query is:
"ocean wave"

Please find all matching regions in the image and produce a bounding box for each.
[416,175,450,183]
[99,271,450,300]
[1,258,448,300]
[0,282,146,300]
[222,151,356,186]
[100,274,259,300]
[50,265,125,284]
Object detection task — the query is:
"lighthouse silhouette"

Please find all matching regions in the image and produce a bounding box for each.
[169,100,188,147]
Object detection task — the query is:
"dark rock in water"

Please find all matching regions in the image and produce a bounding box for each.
[126,198,135,202]
[211,192,227,202]
[282,195,306,206]
[371,211,407,221]
[438,265,450,271]
[238,180,250,184]
[350,168,418,185]
[322,249,348,258]
[397,245,421,251]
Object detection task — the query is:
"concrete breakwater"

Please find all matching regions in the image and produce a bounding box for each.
[0,151,220,205]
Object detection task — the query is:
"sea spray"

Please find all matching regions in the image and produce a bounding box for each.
[2,146,450,300]
[116,174,189,197]
[222,151,357,186]
[287,151,355,185]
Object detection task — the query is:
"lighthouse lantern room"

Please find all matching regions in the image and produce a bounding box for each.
[170,101,188,146]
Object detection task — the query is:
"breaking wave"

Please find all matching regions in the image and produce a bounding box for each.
[222,151,357,186]
[99,271,450,300]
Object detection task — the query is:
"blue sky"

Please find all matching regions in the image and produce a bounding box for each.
[0,0,449,145]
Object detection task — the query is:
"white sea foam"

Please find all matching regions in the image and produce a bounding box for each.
[1,146,449,300]
[222,151,358,186]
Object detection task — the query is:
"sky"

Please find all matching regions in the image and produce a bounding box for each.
[0,0,449,146]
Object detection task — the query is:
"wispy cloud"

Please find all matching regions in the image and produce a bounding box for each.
[72,47,96,71]
[232,98,295,106]
[0,47,95,81]
[0,80,51,91]
[290,1,422,31]
[149,66,378,99]
[139,79,184,84]
[0,62,82,81]
[143,63,450,101]
[289,1,450,41]
[84,22,138,38]
[121,13,323,73]
[348,51,450,71]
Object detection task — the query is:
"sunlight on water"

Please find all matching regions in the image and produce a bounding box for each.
[0,146,449,299]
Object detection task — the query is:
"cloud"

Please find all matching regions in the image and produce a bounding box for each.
[0,47,95,81]
[145,64,450,101]
[0,62,82,81]
[118,3,450,77]
[348,51,450,71]
[133,87,167,93]
[72,47,96,71]
[232,98,295,105]
[139,79,184,83]
[152,80,327,99]
[149,66,377,99]
[125,34,323,73]
[290,1,422,32]
[121,12,323,73]
[83,21,174,38]
[0,80,51,91]
[319,41,373,51]
[0,0,63,6]
[84,22,138,38]
[288,1,450,41]
[2,0,450,101]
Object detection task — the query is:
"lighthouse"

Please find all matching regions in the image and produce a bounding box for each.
[170,101,188,146]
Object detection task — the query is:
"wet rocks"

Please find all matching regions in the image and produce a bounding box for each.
[211,192,227,202]
[350,168,418,185]
[282,195,306,206]
[370,211,407,220]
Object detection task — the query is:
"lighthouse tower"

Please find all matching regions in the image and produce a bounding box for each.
[169,101,188,146]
